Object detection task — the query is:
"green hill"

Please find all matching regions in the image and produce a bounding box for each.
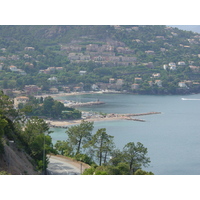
[1,25,200,95]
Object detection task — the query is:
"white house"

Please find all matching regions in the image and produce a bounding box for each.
[163,64,168,70]
[48,76,58,82]
[178,61,186,66]
[91,84,99,90]
[9,65,18,72]
[178,82,187,88]
[79,71,87,75]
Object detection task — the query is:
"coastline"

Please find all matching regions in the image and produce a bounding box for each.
[35,91,104,98]
[46,116,127,127]
[46,112,161,127]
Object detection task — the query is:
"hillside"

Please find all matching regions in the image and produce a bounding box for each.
[1,25,200,95]
[0,138,38,175]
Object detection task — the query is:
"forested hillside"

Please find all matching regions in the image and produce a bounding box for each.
[1,25,200,95]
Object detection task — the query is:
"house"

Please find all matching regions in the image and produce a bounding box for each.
[134,77,142,83]
[0,56,6,61]
[24,85,40,95]
[152,73,160,78]
[18,69,27,75]
[14,96,29,108]
[73,87,82,92]
[49,87,59,94]
[148,81,153,86]
[178,61,186,66]
[86,44,99,52]
[91,84,99,91]
[9,65,18,72]
[155,80,162,87]
[178,82,187,88]
[24,47,35,51]
[56,67,63,71]
[163,64,168,70]
[109,78,115,84]
[116,79,123,86]
[24,54,32,59]
[189,65,200,72]
[48,77,58,82]
[62,86,71,93]
[145,50,155,55]
[131,84,139,90]
[79,71,87,75]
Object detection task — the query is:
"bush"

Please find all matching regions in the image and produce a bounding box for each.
[74,153,94,165]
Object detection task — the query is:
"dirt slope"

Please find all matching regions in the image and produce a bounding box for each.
[0,141,39,175]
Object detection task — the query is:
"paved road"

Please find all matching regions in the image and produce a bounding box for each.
[47,155,84,175]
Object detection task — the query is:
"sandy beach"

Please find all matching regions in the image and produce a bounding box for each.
[46,116,127,127]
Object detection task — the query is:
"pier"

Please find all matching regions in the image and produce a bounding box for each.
[67,101,105,108]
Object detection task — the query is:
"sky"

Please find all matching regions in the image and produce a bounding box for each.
[1,1,199,25]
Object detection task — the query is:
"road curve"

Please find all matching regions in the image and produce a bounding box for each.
[47,154,90,175]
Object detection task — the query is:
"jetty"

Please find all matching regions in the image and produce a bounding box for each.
[67,101,105,108]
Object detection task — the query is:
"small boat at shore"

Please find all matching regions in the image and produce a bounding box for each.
[181,98,200,100]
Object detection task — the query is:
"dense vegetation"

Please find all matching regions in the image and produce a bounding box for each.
[19,96,81,119]
[0,91,56,174]
[0,25,200,95]
[54,120,153,175]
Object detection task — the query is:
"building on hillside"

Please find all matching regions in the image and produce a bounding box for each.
[48,77,58,82]
[49,87,59,94]
[152,73,160,78]
[178,61,186,66]
[109,78,115,84]
[163,64,168,70]
[79,71,87,75]
[24,85,40,95]
[9,65,18,72]
[91,84,99,91]
[14,96,29,108]
[178,82,187,88]
[24,47,35,51]
[62,86,71,93]
[131,84,139,90]
[155,80,162,87]
[116,79,123,86]
[134,77,142,83]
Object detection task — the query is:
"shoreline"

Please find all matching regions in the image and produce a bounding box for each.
[46,116,126,127]
[35,91,104,98]
[46,112,161,127]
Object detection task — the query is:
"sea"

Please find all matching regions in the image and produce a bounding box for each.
[50,93,200,175]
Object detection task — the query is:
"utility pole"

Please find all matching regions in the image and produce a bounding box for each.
[43,133,46,175]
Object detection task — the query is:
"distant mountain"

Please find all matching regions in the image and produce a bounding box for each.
[168,25,200,33]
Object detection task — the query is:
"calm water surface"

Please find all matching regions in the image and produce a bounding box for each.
[51,93,200,175]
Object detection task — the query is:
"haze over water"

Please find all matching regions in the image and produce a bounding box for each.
[51,93,200,175]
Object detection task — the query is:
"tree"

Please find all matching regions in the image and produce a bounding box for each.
[54,140,73,156]
[86,128,114,166]
[21,116,53,171]
[134,169,154,175]
[123,142,150,174]
[66,120,94,155]
[43,96,55,117]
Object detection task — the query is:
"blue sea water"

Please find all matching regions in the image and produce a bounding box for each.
[50,93,200,175]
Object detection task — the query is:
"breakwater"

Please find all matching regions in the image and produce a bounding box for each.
[67,101,105,108]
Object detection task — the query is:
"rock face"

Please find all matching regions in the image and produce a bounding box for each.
[0,141,38,175]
